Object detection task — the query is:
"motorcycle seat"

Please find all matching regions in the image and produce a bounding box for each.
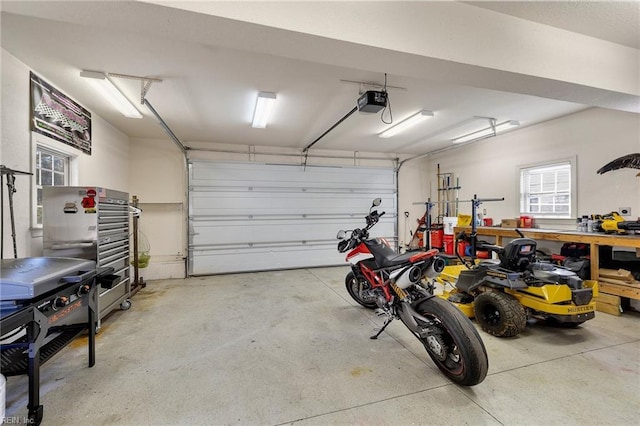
[365,239,435,268]
[380,251,422,268]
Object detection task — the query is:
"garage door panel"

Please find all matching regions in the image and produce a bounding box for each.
[191,163,396,190]
[190,218,396,246]
[188,161,396,275]
[190,244,343,275]
[190,192,396,218]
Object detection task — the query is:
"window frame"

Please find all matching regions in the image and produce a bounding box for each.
[31,133,79,228]
[517,156,577,220]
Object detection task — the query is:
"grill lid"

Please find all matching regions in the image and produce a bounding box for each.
[0,257,96,301]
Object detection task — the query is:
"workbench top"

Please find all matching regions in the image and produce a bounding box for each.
[454,226,640,248]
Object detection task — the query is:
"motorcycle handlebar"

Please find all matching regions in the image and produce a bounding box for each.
[339,209,386,251]
[340,211,386,246]
[365,210,382,230]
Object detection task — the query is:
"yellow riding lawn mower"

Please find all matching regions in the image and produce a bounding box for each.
[436,231,598,338]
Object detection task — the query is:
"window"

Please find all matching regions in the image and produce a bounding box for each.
[35,146,70,225]
[519,159,575,219]
[32,135,79,229]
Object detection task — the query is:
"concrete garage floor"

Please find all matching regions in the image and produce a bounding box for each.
[4,266,640,425]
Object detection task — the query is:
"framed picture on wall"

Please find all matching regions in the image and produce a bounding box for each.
[29,71,92,155]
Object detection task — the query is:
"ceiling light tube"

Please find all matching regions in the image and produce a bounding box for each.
[452,120,520,144]
[252,91,277,128]
[378,110,434,138]
[80,70,142,119]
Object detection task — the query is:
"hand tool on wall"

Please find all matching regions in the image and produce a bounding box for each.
[1,165,33,259]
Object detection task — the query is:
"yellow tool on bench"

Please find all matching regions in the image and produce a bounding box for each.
[600,212,640,234]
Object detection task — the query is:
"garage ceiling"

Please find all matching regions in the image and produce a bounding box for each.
[1,1,638,156]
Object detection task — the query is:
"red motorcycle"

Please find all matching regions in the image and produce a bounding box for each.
[337,198,488,386]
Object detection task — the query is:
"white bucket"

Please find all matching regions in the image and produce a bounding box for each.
[443,216,458,235]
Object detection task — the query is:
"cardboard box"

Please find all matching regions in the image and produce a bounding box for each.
[501,219,519,228]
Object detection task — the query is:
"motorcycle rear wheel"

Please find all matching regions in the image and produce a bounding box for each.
[413,297,488,386]
[345,272,377,309]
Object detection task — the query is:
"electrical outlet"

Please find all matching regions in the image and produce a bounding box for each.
[619,207,631,216]
[483,209,487,215]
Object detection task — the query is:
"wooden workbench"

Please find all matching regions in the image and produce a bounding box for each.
[453,226,640,289]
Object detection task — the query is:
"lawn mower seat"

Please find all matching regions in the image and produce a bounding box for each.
[499,238,537,272]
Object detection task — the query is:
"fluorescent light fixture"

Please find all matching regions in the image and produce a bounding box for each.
[378,110,434,138]
[252,91,277,128]
[452,120,520,144]
[80,70,142,119]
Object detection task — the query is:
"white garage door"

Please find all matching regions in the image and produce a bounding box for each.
[188,161,397,275]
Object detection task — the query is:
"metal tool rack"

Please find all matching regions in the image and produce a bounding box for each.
[409,165,461,251]
[415,195,503,251]
[1,165,33,259]
[436,163,461,221]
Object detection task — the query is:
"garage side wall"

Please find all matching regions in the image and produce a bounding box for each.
[1,49,130,258]
[422,108,640,229]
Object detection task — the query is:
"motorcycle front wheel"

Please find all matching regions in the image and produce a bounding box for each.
[345,272,377,309]
[412,297,489,386]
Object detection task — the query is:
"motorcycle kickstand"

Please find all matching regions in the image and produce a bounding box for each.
[370,318,393,340]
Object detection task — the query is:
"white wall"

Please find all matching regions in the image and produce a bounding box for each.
[1,49,32,258]
[397,159,431,247]
[418,108,639,226]
[128,137,186,279]
[0,49,130,258]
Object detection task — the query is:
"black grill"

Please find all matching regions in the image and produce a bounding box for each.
[1,327,86,376]
[1,257,104,426]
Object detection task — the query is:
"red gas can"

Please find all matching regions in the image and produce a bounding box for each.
[443,235,454,255]
[457,241,469,257]
[430,229,444,249]
[519,215,533,228]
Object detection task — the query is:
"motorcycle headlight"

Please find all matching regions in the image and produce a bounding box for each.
[338,239,351,253]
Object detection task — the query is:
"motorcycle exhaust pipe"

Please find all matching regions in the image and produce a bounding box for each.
[424,256,446,279]
[392,256,446,289]
[392,265,423,289]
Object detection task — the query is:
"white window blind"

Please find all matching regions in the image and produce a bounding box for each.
[520,161,572,218]
[35,146,69,225]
